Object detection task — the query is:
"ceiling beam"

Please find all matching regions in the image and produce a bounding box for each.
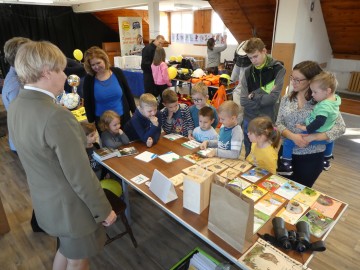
[72,0,148,13]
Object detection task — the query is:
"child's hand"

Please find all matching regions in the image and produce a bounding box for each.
[149,116,158,126]
[295,124,306,131]
[146,137,153,147]
[119,128,124,135]
[200,141,208,150]
[206,149,216,158]
[188,133,194,140]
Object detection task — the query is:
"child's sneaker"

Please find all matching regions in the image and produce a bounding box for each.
[277,158,293,176]
[323,155,333,171]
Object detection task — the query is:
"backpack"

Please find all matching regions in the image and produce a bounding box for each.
[234,41,251,68]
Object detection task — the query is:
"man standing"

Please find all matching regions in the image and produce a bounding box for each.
[233,37,285,157]
[141,35,165,96]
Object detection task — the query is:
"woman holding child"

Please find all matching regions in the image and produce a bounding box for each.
[275,61,345,187]
[83,46,136,129]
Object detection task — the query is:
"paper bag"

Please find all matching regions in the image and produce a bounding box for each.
[183,166,214,214]
[208,182,254,252]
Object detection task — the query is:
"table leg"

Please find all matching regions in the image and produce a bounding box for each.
[121,178,132,224]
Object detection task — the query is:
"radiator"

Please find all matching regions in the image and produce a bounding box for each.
[348,72,360,92]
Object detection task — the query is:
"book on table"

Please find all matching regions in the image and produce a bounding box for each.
[118,146,139,156]
[93,147,120,161]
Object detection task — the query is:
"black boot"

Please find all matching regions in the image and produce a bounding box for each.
[323,155,334,171]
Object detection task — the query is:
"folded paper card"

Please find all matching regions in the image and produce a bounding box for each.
[150,169,178,204]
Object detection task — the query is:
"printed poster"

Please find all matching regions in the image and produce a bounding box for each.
[118,17,143,56]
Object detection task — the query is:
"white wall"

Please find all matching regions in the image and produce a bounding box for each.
[327,59,360,91]
[164,43,237,67]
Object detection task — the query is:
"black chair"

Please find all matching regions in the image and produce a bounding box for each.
[103,189,137,247]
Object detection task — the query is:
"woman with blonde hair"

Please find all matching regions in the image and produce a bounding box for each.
[8,41,116,270]
[83,46,136,130]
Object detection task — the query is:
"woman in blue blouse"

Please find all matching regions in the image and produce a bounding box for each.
[83,46,136,129]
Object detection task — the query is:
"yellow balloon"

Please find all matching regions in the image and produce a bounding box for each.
[168,66,177,80]
[100,179,123,197]
[73,49,83,61]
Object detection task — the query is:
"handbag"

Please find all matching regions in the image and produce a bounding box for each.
[208,182,254,252]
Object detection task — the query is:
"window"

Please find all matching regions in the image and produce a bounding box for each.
[171,11,194,34]
[211,12,237,45]
[160,12,169,41]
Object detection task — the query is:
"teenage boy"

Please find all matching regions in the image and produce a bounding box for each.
[233,37,285,157]
[141,35,165,96]
[193,106,218,143]
[161,89,194,138]
[200,101,243,159]
[124,93,162,147]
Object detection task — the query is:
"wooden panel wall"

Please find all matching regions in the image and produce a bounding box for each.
[193,9,212,33]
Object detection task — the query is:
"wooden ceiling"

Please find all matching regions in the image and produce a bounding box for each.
[93,0,360,59]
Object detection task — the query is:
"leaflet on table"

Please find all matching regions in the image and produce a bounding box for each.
[254,192,286,216]
[93,147,120,161]
[163,133,183,140]
[253,209,270,234]
[130,174,149,185]
[183,153,204,163]
[197,148,214,157]
[181,140,201,149]
[196,157,223,167]
[118,146,139,157]
[310,194,342,219]
[158,151,181,163]
[242,185,268,202]
[227,177,252,192]
[220,167,241,179]
[298,209,334,238]
[240,167,270,183]
[292,186,321,206]
[276,199,309,225]
[232,160,253,173]
[274,180,305,200]
[257,175,288,192]
[221,159,242,167]
[207,162,228,174]
[239,238,308,270]
[169,173,185,187]
[134,151,158,162]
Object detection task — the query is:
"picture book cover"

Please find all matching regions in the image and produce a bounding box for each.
[221,159,242,167]
[233,160,253,173]
[258,175,288,192]
[239,238,306,270]
[183,153,204,164]
[182,164,199,175]
[227,177,252,192]
[93,147,120,161]
[292,187,321,207]
[207,163,228,174]
[220,167,241,179]
[274,180,305,200]
[169,173,186,187]
[276,199,309,225]
[299,209,334,238]
[181,140,201,149]
[163,133,183,140]
[241,167,270,183]
[253,209,271,234]
[242,185,268,202]
[255,193,286,216]
[311,194,342,219]
[118,146,138,156]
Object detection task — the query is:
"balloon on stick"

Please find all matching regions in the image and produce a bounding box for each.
[73,49,83,61]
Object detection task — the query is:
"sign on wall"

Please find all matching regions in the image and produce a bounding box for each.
[171,33,226,45]
[118,17,143,56]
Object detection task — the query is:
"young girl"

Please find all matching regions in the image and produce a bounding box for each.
[246,116,281,174]
[99,110,130,149]
[80,122,103,179]
[151,46,172,109]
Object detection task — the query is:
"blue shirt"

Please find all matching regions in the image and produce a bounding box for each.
[189,104,219,129]
[94,73,123,117]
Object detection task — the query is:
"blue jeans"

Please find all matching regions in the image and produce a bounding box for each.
[282,136,334,159]
[242,119,251,158]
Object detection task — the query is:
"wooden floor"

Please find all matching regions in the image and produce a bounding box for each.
[0,107,360,269]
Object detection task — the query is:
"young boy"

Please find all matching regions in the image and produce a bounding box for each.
[278,71,341,175]
[161,89,194,138]
[124,93,162,147]
[193,106,218,143]
[80,122,103,179]
[233,37,285,157]
[189,81,219,132]
[200,101,243,158]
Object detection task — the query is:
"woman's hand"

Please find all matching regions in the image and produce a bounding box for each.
[102,210,117,227]
[290,133,309,148]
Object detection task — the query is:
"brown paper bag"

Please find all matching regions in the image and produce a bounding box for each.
[183,165,215,214]
[208,182,254,252]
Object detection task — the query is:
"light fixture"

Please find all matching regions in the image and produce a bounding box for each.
[18,0,54,3]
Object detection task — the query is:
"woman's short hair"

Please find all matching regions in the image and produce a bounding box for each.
[4,37,31,67]
[83,46,110,76]
[15,41,66,85]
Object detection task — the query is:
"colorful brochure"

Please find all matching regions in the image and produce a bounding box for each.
[274,180,305,200]
[299,209,334,238]
[255,192,286,216]
[276,199,309,225]
[293,187,321,206]
[241,167,270,183]
[311,194,342,219]
[253,209,271,233]
[242,184,268,202]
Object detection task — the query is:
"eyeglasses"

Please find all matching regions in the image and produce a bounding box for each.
[192,98,203,103]
[289,75,307,84]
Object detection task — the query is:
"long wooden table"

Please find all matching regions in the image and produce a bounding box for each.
[101,136,348,269]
